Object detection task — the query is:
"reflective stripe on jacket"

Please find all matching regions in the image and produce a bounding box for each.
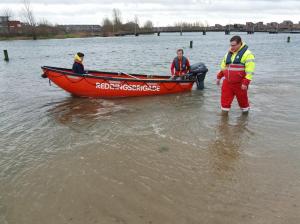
[219,43,255,85]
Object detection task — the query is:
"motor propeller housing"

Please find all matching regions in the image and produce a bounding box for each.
[186,62,208,90]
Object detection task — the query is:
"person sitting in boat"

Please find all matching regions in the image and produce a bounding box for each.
[170,49,190,79]
[72,52,85,74]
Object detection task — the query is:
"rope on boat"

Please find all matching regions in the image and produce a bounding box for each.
[83,75,109,86]
[160,82,180,91]
[119,72,140,80]
[63,75,85,84]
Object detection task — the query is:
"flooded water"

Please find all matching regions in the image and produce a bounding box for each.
[1,33,300,224]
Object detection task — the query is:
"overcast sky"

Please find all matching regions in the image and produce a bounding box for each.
[1,0,300,26]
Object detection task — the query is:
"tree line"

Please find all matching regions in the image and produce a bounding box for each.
[1,1,155,39]
[1,0,63,39]
[1,0,208,39]
[101,8,154,35]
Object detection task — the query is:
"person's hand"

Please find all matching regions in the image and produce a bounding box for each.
[241,84,248,90]
[216,79,221,86]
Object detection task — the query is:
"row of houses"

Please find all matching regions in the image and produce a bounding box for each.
[2,16,300,35]
[0,16,102,35]
[0,16,22,34]
[246,20,300,31]
[214,20,300,31]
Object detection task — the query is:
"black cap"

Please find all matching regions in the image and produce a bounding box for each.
[77,52,84,57]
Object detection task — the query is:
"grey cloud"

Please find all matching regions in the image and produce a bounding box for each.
[0,0,297,4]
[1,0,299,25]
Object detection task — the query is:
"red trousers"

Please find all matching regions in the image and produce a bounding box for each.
[221,79,250,111]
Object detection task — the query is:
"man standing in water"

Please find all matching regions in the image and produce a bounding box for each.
[216,36,255,114]
[72,52,85,74]
[171,49,190,79]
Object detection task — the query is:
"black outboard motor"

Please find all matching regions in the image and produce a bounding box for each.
[186,62,208,90]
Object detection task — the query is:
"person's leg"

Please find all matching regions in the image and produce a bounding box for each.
[235,85,250,113]
[221,80,235,112]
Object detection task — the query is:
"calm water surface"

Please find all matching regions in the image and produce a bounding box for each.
[0,33,300,224]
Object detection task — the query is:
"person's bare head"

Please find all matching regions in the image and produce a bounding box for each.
[230,36,242,52]
[177,49,184,59]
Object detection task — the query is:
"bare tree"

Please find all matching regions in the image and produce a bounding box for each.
[21,0,37,39]
[102,17,113,34]
[37,18,60,37]
[38,18,52,26]
[134,15,139,34]
[204,20,209,28]
[2,8,14,19]
[112,8,122,32]
[143,20,154,31]
[175,21,205,28]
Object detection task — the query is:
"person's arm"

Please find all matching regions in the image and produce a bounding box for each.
[242,53,255,87]
[80,64,85,74]
[186,59,191,73]
[220,54,227,73]
[72,63,76,73]
[72,63,85,74]
[72,63,81,74]
[216,55,226,85]
[170,60,175,76]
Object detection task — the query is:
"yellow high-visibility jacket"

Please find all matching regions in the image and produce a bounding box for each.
[220,43,255,83]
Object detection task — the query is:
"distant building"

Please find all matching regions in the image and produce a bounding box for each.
[0,16,9,34]
[267,22,278,27]
[246,22,254,31]
[214,24,223,29]
[225,24,233,30]
[266,22,279,31]
[58,25,101,33]
[211,24,223,31]
[293,22,300,30]
[255,22,265,30]
[8,20,22,33]
[233,23,245,31]
[279,20,293,30]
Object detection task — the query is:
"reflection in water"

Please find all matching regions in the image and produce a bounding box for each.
[209,114,249,173]
[46,97,122,125]
[1,34,300,223]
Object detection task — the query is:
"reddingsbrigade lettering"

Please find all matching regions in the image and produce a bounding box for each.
[95,82,160,92]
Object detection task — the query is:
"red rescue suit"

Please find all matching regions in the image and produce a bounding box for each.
[217,45,250,111]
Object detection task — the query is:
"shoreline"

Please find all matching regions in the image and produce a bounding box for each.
[0,33,104,41]
[1,30,298,41]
